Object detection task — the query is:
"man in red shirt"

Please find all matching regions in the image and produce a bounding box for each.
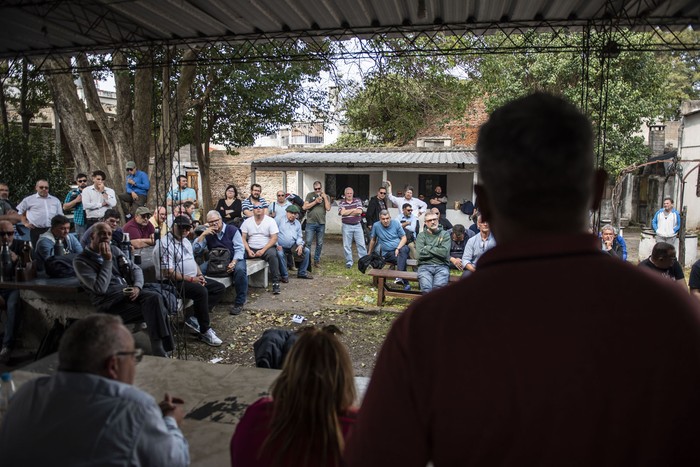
[122,206,155,249]
[345,93,700,466]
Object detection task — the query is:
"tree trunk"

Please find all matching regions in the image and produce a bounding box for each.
[42,56,102,174]
[19,59,32,138]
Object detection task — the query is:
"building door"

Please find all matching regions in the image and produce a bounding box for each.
[419,174,447,198]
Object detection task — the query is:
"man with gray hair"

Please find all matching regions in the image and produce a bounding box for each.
[346,93,700,465]
[0,314,190,465]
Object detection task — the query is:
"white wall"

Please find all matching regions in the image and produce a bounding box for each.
[679,111,700,230]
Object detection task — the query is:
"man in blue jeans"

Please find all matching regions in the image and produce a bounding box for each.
[415,212,451,293]
[338,187,367,268]
[276,204,313,281]
[302,180,330,268]
[367,210,410,291]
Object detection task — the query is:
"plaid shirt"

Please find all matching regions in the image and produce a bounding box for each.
[64,189,85,226]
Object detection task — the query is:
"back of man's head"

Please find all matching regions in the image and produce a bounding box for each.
[651,242,676,260]
[58,314,125,375]
[477,92,595,232]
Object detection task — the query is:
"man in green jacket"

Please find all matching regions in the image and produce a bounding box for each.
[415,212,451,293]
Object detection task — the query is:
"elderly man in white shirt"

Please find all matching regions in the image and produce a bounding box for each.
[16,178,64,246]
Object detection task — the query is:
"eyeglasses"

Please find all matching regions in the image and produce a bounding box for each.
[126,168,134,172]
[314,187,322,191]
[253,206,264,210]
[277,194,286,197]
[38,186,49,189]
[178,225,193,231]
[77,179,87,183]
[115,348,144,363]
[0,231,14,236]
[405,209,413,212]
[378,191,386,195]
[425,218,438,222]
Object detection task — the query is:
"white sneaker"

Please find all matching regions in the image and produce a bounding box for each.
[394,277,402,284]
[200,328,222,347]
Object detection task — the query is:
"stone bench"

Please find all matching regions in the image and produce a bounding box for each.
[205,258,268,288]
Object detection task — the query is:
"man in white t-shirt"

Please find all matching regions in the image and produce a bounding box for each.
[240,205,281,294]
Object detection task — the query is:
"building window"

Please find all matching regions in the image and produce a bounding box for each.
[325,174,370,201]
[418,174,447,199]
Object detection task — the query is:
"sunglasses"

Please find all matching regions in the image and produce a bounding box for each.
[253,206,264,210]
[115,348,144,363]
[314,188,322,191]
[378,191,386,195]
[126,168,134,172]
[77,179,87,183]
[277,194,286,197]
[38,186,49,189]
[0,231,14,236]
[178,224,193,230]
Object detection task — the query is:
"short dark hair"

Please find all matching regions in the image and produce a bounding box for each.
[76,173,87,180]
[183,200,194,209]
[251,183,262,191]
[92,170,106,180]
[402,203,412,210]
[664,197,674,204]
[177,175,187,182]
[651,242,676,259]
[452,224,465,236]
[51,214,71,228]
[102,208,120,220]
[224,184,238,197]
[477,92,594,231]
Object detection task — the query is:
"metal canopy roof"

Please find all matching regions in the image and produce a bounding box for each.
[251,151,478,170]
[0,0,698,59]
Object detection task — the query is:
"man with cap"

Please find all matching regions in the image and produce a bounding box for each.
[276,204,313,282]
[122,206,155,249]
[119,161,150,219]
[154,215,224,347]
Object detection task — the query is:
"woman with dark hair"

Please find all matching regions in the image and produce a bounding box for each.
[230,325,357,467]
[215,185,242,225]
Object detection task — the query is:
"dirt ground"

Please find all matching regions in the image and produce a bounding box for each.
[177,235,406,377]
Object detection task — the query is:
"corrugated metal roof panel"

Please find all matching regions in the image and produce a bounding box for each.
[251,151,478,168]
[0,1,696,58]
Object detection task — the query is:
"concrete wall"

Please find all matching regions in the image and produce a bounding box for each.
[679,108,700,231]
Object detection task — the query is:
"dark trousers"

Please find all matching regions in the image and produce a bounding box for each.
[29,227,49,248]
[98,287,174,352]
[118,192,148,216]
[248,248,280,282]
[170,279,226,333]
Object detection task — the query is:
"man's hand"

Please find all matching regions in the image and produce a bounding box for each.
[450,257,463,270]
[99,241,112,261]
[159,393,185,426]
[129,286,141,301]
[75,194,82,203]
[604,239,613,250]
[296,245,303,256]
[128,178,136,186]
[196,274,206,286]
[226,260,237,273]
[246,248,255,258]
[23,220,36,229]
[131,191,138,200]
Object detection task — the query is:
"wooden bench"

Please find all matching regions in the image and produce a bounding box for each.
[366,268,461,306]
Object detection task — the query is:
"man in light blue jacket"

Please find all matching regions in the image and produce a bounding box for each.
[651,196,681,249]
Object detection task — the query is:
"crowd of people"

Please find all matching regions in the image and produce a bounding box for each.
[2,93,700,465]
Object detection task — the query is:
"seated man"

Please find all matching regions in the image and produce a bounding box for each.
[600,224,627,260]
[398,203,419,259]
[0,220,23,363]
[241,204,282,295]
[367,209,410,291]
[461,214,496,277]
[276,204,313,282]
[118,160,150,218]
[639,242,686,290]
[689,258,700,303]
[448,224,473,270]
[0,314,189,466]
[194,211,248,316]
[74,222,175,356]
[150,206,169,239]
[81,208,123,248]
[431,207,453,232]
[35,214,83,270]
[122,206,156,249]
[415,212,451,293]
[154,215,223,347]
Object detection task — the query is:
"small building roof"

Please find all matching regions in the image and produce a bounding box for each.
[251,150,478,170]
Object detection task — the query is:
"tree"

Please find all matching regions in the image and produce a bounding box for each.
[0,58,52,139]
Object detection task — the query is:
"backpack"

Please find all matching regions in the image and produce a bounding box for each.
[461,200,475,216]
[45,253,78,278]
[358,252,386,274]
[287,193,306,220]
[207,248,231,277]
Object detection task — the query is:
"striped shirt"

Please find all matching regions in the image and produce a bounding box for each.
[338,198,363,225]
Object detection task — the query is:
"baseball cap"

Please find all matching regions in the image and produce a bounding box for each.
[173,215,192,227]
[126,161,136,169]
[135,206,151,217]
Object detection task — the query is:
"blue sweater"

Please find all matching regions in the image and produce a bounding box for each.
[125,170,150,196]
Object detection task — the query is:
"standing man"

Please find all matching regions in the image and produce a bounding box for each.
[345,93,700,466]
[195,211,248,315]
[385,181,427,216]
[166,175,197,208]
[81,170,117,227]
[63,173,88,235]
[0,220,22,364]
[652,197,681,248]
[74,222,175,357]
[241,205,282,294]
[17,179,64,246]
[269,190,291,223]
[241,183,268,218]
[428,185,448,216]
[461,214,496,277]
[367,210,410,291]
[154,215,224,346]
[35,214,83,270]
[366,185,388,231]
[0,314,190,466]
[338,187,367,269]
[303,180,331,267]
[119,161,150,219]
[415,211,451,293]
[276,205,313,281]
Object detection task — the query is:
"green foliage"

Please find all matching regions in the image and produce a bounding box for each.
[328,132,378,148]
[0,126,69,199]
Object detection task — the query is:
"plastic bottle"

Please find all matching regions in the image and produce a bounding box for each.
[0,372,16,421]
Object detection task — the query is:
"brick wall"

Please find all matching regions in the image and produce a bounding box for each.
[413,99,488,148]
[208,147,295,206]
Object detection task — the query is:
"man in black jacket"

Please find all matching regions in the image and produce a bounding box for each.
[366,186,388,230]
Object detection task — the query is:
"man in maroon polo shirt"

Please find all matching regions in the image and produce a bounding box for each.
[122,206,155,249]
